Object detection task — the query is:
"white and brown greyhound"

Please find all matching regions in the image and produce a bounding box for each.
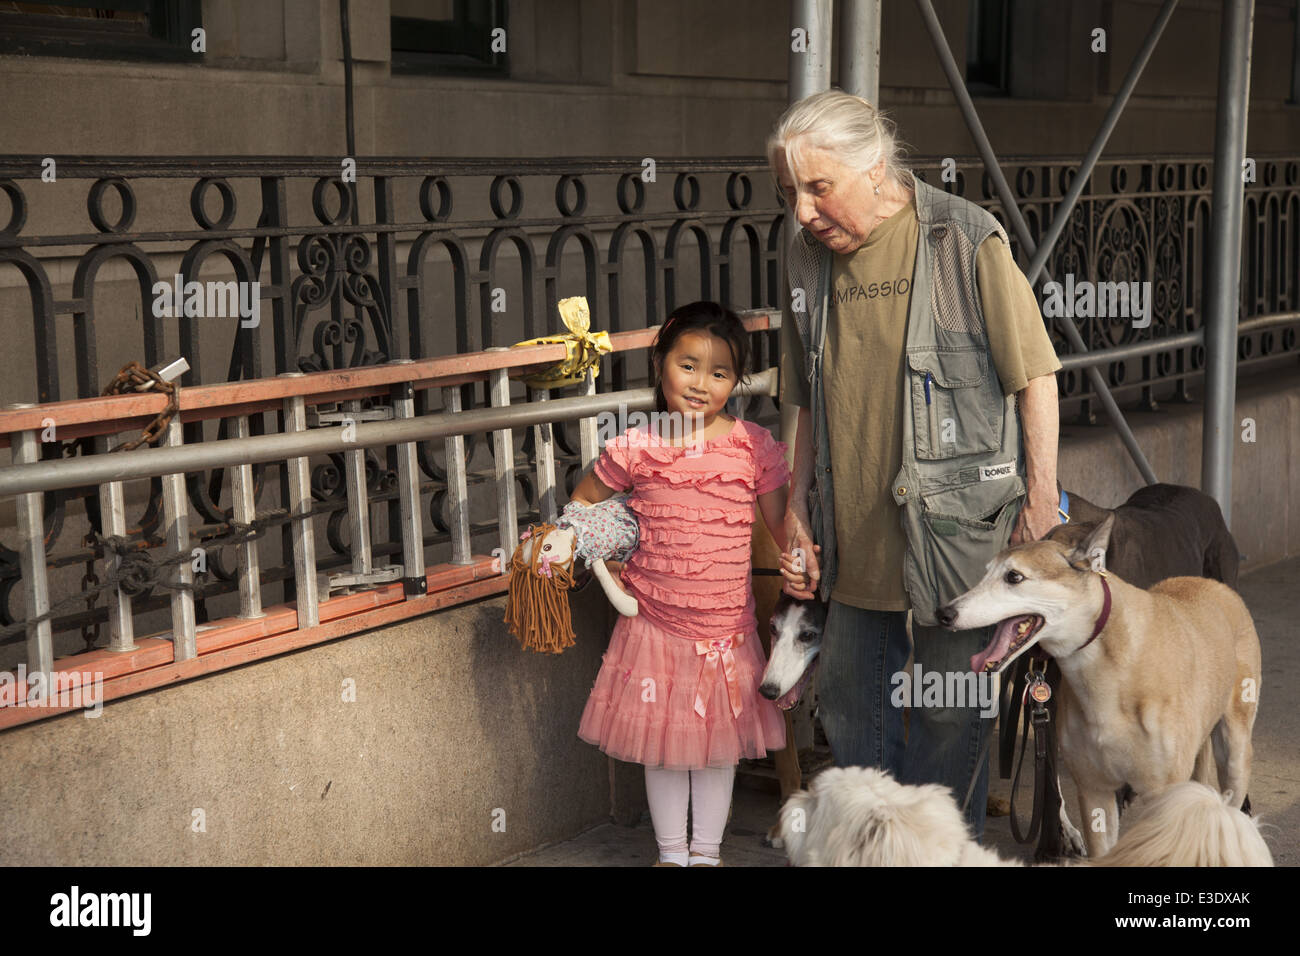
[935,514,1262,858]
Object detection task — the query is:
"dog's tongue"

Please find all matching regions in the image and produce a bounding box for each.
[971,616,1027,673]
[774,658,819,711]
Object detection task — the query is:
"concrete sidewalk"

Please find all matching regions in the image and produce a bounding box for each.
[503,555,1299,867]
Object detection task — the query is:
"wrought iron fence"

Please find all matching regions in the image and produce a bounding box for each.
[961,156,1300,420]
[0,154,1297,662]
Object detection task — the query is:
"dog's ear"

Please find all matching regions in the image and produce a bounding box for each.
[1046,521,1091,550]
[1069,513,1115,572]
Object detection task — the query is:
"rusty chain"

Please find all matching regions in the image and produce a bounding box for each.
[80,531,101,652]
[103,361,180,451]
[59,360,180,458]
[0,507,313,643]
[49,361,180,645]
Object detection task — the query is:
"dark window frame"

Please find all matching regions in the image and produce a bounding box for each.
[966,0,1011,95]
[391,0,508,78]
[0,0,203,63]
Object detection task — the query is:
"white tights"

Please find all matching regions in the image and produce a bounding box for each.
[644,765,735,865]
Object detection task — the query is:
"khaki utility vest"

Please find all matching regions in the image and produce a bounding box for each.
[787,171,1025,624]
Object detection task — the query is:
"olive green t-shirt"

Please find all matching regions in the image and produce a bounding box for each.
[780,201,1062,610]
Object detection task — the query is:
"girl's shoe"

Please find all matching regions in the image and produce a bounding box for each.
[688,856,724,867]
[651,860,684,867]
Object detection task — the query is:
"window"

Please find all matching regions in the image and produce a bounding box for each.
[391,0,507,76]
[966,0,1010,94]
[0,0,203,61]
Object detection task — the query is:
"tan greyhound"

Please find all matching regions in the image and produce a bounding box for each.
[935,514,1261,858]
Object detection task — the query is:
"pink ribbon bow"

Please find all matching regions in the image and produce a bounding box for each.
[537,553,555,577]
[694,633,745,720]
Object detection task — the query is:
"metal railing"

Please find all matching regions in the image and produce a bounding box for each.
[1,152,1298,714]
[0,312,780,728]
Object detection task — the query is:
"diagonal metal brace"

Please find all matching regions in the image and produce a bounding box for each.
[914,0,1161,485]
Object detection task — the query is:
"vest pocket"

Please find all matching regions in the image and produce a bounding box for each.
[902,479,1024,626]
[907,348,1003,460]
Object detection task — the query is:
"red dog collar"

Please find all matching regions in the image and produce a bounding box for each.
[1078,572,1111,652]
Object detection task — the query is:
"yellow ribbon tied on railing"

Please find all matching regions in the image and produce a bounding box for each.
[511,296,612,389]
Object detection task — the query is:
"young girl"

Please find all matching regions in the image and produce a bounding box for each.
[570,300,791,867]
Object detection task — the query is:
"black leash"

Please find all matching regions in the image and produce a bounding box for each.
[961,657,1056,841]
[980,496,1071,835]
[1000,657,1024,778]
[1008,659,1055,844]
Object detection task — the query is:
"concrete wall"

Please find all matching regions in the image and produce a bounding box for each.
[0,585,616,866]
[0,0,1296,159]
[2,369,1297,865]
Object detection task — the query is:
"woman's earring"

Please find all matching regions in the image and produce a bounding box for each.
[874,183,881,196]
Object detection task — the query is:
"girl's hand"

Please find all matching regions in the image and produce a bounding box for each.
[781,509,821,599]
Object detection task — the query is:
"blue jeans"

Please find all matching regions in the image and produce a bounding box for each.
[816,603,908,780]
[816,601,995,840]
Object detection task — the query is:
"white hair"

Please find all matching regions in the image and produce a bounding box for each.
[779,766,1013,867]
[1090,782,1275,868]
[765,89,911,194]
[779,767,1275,868]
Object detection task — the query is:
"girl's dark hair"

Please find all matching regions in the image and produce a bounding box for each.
[650,301,751,414]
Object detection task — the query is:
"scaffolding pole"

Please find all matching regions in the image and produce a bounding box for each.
[781,0,835,482]
[1201,0,1255,527]
[840,0,881,104]
[788,0,834,102]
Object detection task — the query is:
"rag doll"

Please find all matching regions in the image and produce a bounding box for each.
[504,495,639,653]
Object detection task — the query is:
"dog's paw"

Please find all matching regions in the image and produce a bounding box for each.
[762,824,785,849]
[1062,820,1087,857]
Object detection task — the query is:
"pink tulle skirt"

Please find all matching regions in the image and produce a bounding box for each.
[577,612,788,770]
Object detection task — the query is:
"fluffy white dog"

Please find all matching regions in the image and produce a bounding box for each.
[779,767,1273,867]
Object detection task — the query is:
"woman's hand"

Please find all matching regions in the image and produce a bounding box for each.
[781,508,821,599]
[1009,492,1059,546]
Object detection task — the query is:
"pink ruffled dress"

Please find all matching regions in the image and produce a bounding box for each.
[576,417,791,770]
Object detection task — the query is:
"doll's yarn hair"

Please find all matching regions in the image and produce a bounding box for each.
[504,522,579,654]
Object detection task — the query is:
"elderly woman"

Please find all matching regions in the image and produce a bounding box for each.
[768,90,1061,840]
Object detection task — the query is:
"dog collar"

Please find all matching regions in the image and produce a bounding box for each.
[1078,572,1111,651]
[1058,490,1070,524]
